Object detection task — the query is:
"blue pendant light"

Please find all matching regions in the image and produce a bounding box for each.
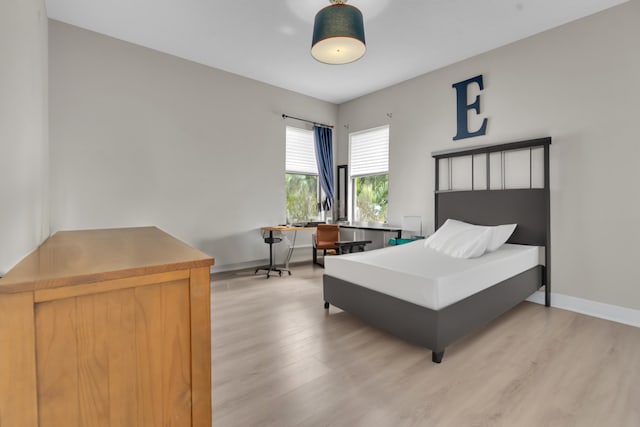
[311,0,366,65]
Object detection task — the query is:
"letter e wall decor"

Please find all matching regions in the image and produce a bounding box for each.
[452,75,488,141]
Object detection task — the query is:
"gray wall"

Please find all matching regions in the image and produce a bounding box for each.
[0,0,49,274]
[49,21,337,270]
[337,0,640,310]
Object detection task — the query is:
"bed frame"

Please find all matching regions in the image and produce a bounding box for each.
[323,137,551,363]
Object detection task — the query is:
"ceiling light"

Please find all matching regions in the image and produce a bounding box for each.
[311,0,366,65]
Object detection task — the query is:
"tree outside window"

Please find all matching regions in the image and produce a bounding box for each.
[286,173,318,223]
[353,174,388,223]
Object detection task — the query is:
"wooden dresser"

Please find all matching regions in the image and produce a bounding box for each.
[0,227,214,427]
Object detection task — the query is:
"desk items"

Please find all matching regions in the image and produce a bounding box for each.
[389,236,426,246]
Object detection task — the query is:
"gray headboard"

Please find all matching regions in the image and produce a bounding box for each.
[435,189,547,246]
[432,137,551,305]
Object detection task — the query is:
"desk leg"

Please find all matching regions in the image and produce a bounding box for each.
[284,230,297,270]
[268,230,275,274]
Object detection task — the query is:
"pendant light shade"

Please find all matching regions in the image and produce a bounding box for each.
[311,1,366,65]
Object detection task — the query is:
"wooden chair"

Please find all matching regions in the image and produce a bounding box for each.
[313,224,340,267]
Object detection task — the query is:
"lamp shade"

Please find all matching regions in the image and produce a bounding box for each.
[311,3,366,65]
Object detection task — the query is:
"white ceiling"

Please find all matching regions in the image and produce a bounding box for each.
[46,0,627,104]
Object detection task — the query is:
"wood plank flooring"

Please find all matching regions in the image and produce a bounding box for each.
[211,264,640,427]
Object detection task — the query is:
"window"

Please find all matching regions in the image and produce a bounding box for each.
[285,126,319,223]
[349,126,389,223]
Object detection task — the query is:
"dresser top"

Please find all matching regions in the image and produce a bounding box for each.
[0,227,214,294]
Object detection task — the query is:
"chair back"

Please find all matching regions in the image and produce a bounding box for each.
[315,224,340,249]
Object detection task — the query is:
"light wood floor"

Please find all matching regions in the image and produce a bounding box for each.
[211,263,640,427]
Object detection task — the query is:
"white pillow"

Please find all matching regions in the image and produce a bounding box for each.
[486,224,517,252]
[423,219,473,250]
[424,219,492,259]
[436,226,492,258]
[424,219,517,258]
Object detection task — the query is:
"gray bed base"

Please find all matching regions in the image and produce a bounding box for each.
[323,266,542,363]
[322,138,551,363]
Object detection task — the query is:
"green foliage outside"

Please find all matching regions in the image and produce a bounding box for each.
[286,173,318,223]
[354,174,388,223]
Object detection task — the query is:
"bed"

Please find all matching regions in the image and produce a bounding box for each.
[322,137,551,363]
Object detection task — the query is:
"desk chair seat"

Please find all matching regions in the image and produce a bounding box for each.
[313,224,340,267]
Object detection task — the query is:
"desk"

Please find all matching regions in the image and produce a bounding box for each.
[339,223,403,238]
[256,226,314,278]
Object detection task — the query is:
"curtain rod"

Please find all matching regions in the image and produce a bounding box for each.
[282,114,333,129]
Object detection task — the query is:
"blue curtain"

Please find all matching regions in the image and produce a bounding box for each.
[313,125,334,211]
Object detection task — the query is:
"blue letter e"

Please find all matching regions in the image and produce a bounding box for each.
[452,75,488,141]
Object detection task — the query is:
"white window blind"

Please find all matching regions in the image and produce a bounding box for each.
[285,126,317,174]
[349,126,389,177]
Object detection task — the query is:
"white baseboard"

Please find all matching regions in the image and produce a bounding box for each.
[212,259,267,273]
[212,255,315,274]
[527,289,640,328]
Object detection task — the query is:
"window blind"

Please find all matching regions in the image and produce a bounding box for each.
[285,126,318,175]
[349,126,389,177]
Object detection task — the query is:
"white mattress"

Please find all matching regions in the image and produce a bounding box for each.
[324,240,543,310]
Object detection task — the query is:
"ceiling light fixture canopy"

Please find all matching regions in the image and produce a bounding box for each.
[311,0,366,65]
